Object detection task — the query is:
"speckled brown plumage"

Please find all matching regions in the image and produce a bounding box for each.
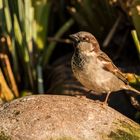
[70,31,140,104]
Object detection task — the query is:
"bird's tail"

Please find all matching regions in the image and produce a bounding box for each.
[127,86,140,95]
[125,85,140,110]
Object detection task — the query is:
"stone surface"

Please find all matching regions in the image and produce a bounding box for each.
[0,95,140,140]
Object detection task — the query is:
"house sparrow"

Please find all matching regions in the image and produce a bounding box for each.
[70,31,140,104]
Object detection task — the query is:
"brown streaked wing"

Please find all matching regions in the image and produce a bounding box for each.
[97,51,128,84]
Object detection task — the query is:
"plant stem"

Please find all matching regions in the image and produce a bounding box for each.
[41,18,74,67]
[131,30,140,59]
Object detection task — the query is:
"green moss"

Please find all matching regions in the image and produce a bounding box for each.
[109,129,140,140]
[108,121,140,140]
[0,131,11,140]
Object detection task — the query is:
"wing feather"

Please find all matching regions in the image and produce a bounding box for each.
[97,51,128,84]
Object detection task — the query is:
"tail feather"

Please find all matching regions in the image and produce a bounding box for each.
[124,85,140,95]
[129,87,140,95]
[124,85,140,111]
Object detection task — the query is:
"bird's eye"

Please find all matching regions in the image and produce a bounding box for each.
[82,37,89,42]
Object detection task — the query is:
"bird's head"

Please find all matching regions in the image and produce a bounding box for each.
[69,31,100,53]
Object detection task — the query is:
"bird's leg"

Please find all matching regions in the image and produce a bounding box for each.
[104,92,111,105]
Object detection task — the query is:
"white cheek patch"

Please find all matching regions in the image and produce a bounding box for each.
[83,44,95,56]
[88,43,94,51]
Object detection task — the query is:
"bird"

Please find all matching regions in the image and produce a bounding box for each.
[70,31,140,105]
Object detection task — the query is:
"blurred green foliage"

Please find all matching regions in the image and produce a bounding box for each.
[67,0,117,42]
[116,0,140,56]
[0,0,51,94]
[0,0,74,98]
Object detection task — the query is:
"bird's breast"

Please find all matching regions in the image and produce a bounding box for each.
[71,51,86,70]
[71,53,115,93]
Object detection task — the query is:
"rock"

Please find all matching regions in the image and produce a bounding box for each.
[0,95,140,140]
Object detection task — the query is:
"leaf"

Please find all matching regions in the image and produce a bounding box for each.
[13,14,22,46]
[4,0,12,33]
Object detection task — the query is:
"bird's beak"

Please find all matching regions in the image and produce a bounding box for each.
[69,34,79,42]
